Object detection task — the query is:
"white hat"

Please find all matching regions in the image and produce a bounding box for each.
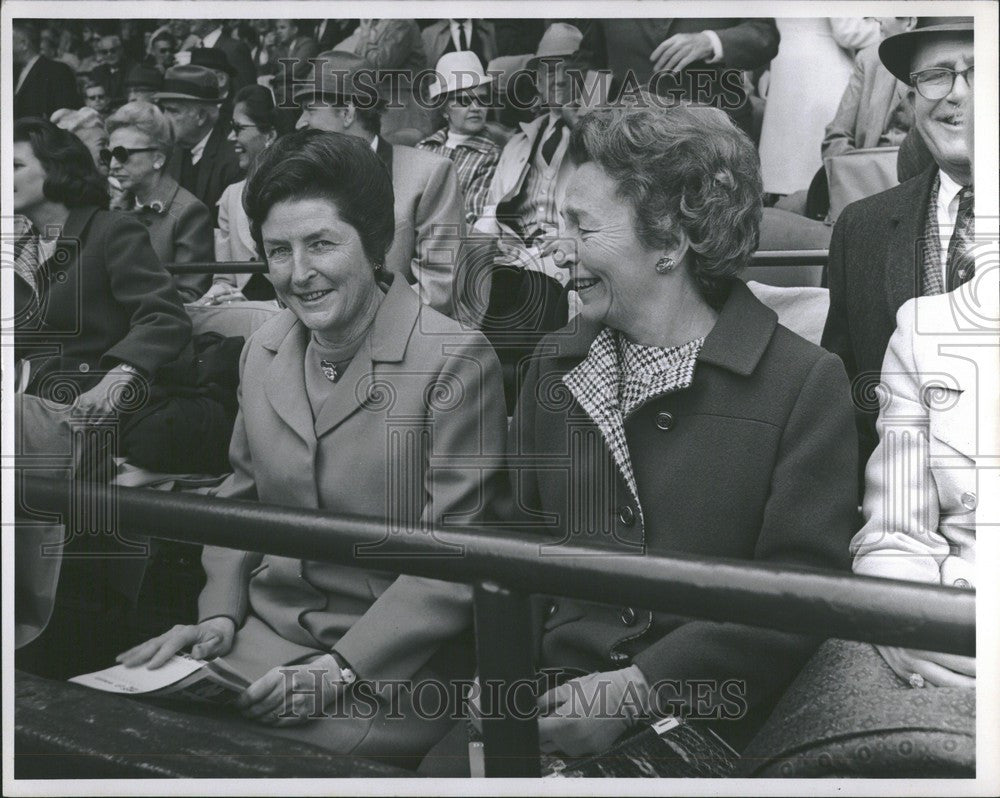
[527,23,583,67]
[428,50,493,100]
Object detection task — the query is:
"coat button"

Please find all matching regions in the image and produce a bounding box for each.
[953,578,971,589]
[618,505,636,527]
[620,607,637,626]
[655,411,675,430]
[961,492,977,510]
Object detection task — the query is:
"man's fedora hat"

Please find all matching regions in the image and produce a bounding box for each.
[879,17,973,84]
[527,23,583,68]
[291,51,382,108]
[124,64,164,92]
[153,64,222,102]
[429,51,493,100]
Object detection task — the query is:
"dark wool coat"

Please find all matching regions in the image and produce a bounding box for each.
[509,279,858,748]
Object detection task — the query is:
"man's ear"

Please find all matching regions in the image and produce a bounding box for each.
[902,17,918,32]
[342,103,357,129]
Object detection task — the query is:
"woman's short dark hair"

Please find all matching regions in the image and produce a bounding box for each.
[243,128,395,268]
[569,102,762,307]
[233,84,294,137]
[14,117,109,209]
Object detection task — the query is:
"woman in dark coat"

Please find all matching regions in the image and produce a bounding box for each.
[507,103,860,757]
[13,117,191,422]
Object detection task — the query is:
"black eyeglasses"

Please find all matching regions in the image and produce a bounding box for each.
[230,121,260,135]
[99,146,158,166]
[910,65,974,100]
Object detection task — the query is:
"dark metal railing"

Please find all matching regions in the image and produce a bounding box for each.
[18,475,973,776]
[165,250,829,275]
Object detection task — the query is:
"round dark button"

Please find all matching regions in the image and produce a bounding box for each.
[547,601,559,618]
[618,506,636,527]
[620,607,637,626]
[655,411,675,430]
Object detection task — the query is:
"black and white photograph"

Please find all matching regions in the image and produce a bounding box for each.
[2,1,997,794]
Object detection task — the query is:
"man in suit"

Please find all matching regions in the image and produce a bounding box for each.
[263,19,320,77]
[822,17,919,159]
[821,19,975,479]
[187,19,256,92]
[314,18,359,51]
[89,34,134,108]
[292,52,466,320]
[12,21,80,119]
[576,18,779,134]
[155,65,243,226]
[422,18,498,68]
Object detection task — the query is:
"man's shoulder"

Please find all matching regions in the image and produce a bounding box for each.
[393,143,454,174]
[838,168,935,228]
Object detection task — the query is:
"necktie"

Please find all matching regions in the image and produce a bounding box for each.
[946,186,975,292]
[541,119,565,165]
[460,23,470,52]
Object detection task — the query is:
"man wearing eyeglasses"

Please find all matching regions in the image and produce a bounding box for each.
[821,18,975,481]
[90,34,134,109]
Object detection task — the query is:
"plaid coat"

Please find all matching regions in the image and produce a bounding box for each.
[506,279,858,749]
[416,128,501,227]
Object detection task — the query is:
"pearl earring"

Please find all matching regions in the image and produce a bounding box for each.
[655,256,676,274]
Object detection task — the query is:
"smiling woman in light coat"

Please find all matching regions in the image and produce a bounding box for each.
[119,129,507,766]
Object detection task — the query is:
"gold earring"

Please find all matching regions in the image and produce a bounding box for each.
[655,256,676,274]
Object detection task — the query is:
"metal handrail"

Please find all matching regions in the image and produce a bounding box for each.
[165,250,829,275]
[18,474,972,775]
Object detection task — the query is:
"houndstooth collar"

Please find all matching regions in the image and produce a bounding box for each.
[562,328,703,535]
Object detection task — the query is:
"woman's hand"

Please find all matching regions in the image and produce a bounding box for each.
[190,283,247,306]
[235,654,346,727]
[116,617,236,669]
[536,666,651,757]
[650,31,715,73]
[76,366,137,423]
[876,645,976,688]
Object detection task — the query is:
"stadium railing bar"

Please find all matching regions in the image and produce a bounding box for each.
[18,475,975,777]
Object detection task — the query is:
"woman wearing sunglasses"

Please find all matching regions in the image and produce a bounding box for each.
[105,100,213,302]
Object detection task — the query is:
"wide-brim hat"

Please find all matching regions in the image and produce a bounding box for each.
[291,51,382,108]
[879,18,973,83]
[429,50,493,100]
[125,64,164,91]
[527,22,583,68]
[153,64,222,102]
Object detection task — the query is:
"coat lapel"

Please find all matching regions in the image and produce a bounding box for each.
[313,276,418,438]
[885,168,938,312]
[261,313,315,445]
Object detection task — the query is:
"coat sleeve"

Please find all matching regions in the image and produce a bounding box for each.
[169,198,215,302]
[632,353,858,721]
[198,338,264,626]
[851,301,947,583]
[100,213,192,376]
[334,336,508,681]
[822,51,865,160]
[714,19,780,70]
[410,156,466,318]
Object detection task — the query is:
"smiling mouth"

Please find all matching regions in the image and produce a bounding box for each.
[570,277,600,292]
[297,289,333,302]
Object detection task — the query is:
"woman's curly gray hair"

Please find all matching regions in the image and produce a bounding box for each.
[569,103,762,306]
